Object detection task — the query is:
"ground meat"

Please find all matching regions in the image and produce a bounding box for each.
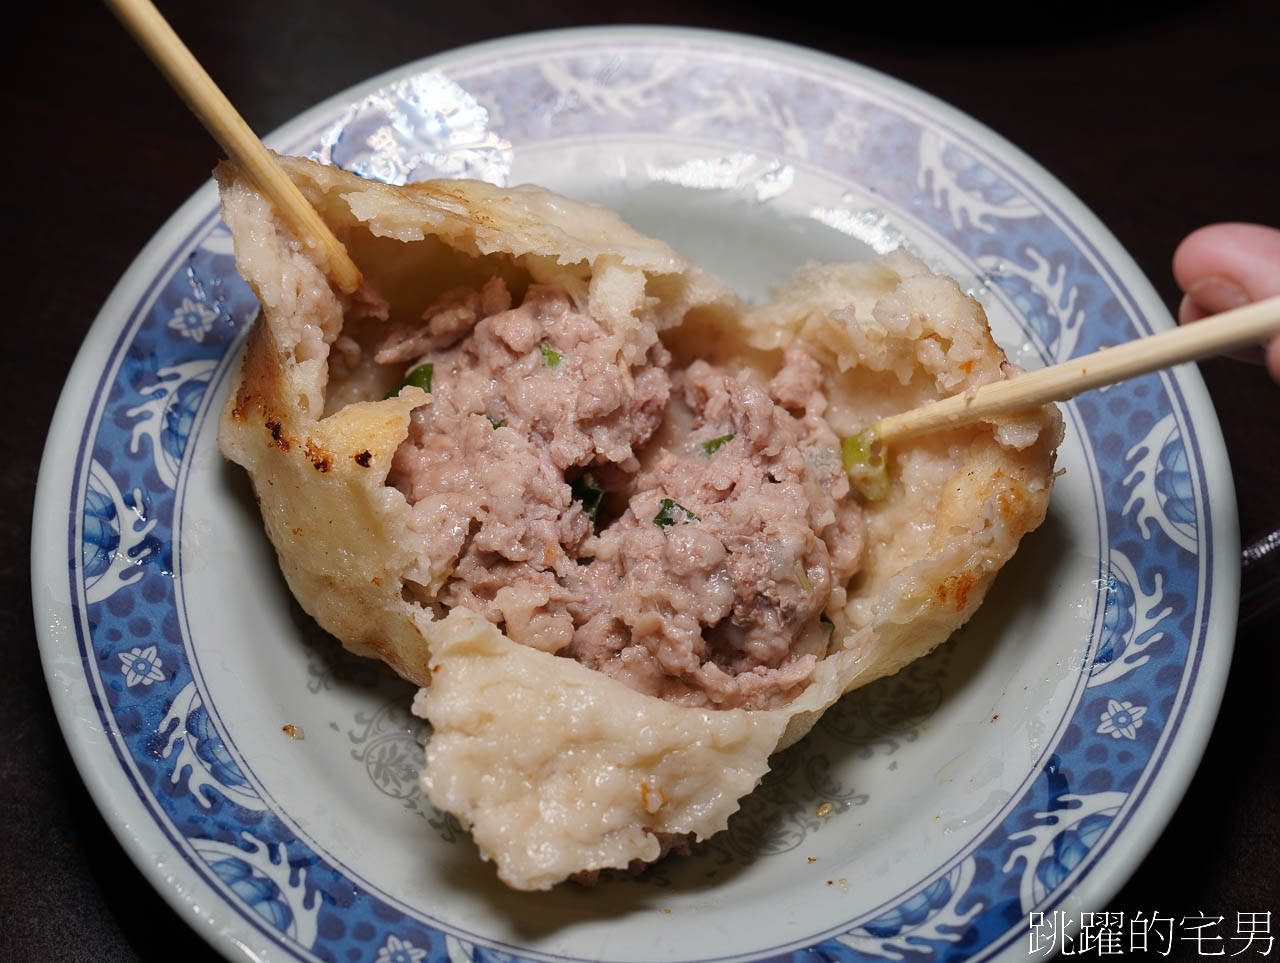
[382,282,864,709]
[391,283,670,471]
[391,412,588,653]
[386,281,669,652]
[566,360,862,709]
[376,277,511,362]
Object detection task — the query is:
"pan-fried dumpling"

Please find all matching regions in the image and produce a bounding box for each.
[217,155,1061,891]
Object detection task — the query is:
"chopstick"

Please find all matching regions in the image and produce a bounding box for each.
[103,0,362,294]
[866,293,1280,446]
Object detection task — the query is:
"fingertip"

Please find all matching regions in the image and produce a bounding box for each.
[1185,276,1249,317]
[1177,292,1208,325]
[1172,223,1280,384]
[1173,223,1280,301]
[1172,223,1237,289]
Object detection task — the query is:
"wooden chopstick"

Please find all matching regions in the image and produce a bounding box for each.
[103,0,362,294]
[869,294,1280,445]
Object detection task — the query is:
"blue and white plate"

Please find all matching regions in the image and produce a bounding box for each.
[33,27,1238,963]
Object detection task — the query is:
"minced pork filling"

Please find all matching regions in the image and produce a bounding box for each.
[379,279,864,710]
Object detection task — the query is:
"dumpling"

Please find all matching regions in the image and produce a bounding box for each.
[217,154,1061,891]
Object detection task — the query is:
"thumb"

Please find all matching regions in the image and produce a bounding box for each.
[1173,223,1280,382]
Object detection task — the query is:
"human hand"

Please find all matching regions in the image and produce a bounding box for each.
[1173,222,1280,383]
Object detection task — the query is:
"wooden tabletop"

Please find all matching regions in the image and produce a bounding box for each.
[5,0,1277,958]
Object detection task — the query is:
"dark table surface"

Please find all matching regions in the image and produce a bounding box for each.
[5,1,1278,959]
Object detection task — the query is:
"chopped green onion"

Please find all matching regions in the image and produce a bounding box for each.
[538,341,562,368]
[404,363,434,392]
[653,498,699,528]
[700,433,734,456]
[820,613,835,635]
[487,415,506,429]
[571,474,605,527]
[386,362,433,398]
[842,430,891,502]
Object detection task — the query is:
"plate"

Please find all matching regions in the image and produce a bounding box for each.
[32,26,1238,963]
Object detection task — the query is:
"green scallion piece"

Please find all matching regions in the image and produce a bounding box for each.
[842,430,891,502]
[653,498,699,528]
[487,415,506,429]
[700,433,734,456]
[538,342,562,368]
[404,363,433,392]
[386,362,433,398]
[571,474,605,527]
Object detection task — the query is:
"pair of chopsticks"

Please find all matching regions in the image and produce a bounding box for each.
[106,0,1280,447]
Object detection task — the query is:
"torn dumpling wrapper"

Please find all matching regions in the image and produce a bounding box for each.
[217,154,1062,890]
